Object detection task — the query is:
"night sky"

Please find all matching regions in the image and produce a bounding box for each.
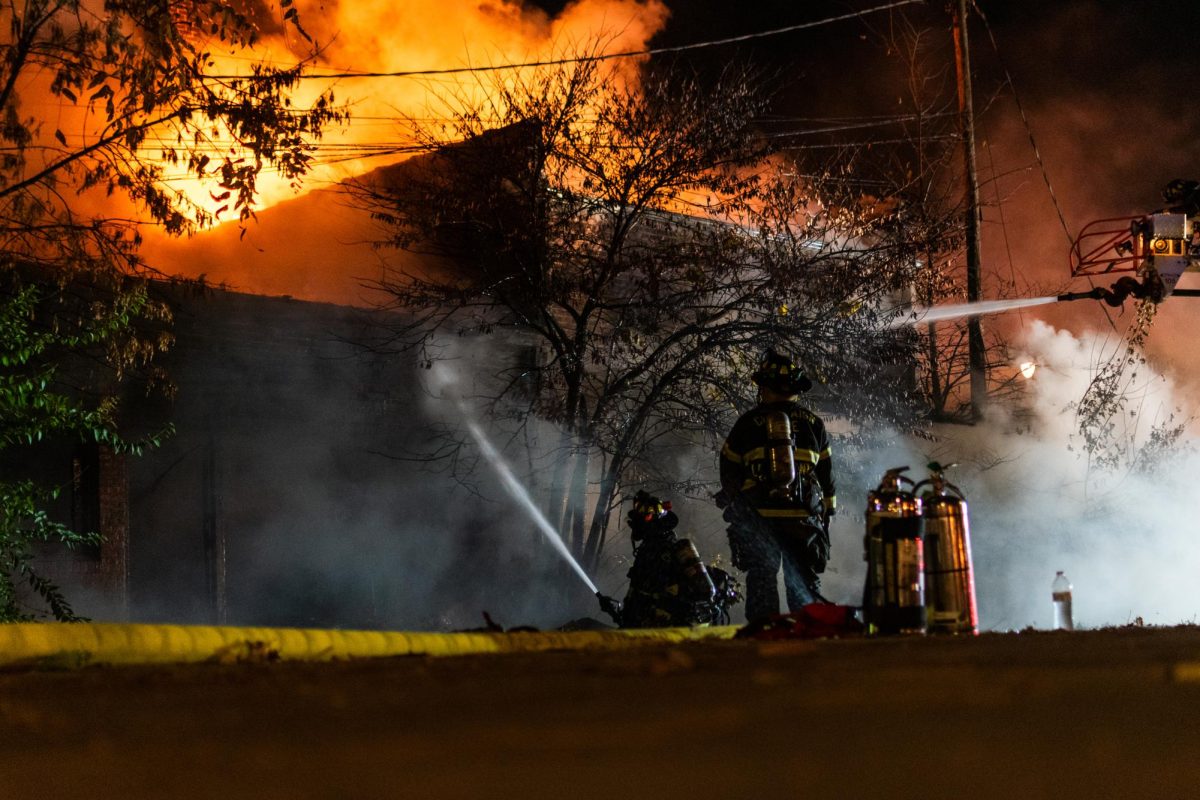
[547,0,1200,380]
[613,0,1200,218]
[160,0,1200,377]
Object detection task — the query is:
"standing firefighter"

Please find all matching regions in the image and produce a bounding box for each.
[597,491,741,628]
[718,350,837,620]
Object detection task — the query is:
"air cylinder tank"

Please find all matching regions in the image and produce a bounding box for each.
[916,463,978,635]
[763,410,797,498]
[674,539,717,605]
[863,467,925,635]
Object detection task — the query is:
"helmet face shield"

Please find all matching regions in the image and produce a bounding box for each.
[752,349,812,394]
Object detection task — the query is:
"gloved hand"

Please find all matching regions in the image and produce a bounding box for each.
[727,527,749,571]
[596,593,623,625]
[806,527,830,575]
[821,504,835,531]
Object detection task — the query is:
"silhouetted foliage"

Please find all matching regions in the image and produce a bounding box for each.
[0,0,342,618]
[351,53,929,569]
[1072,300,1190,480]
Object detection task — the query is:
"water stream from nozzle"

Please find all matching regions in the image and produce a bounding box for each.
[463,417,598,594]
[887,296,1060,328]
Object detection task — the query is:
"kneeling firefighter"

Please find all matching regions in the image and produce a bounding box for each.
[717,349,837,620]
[598,491,741,628]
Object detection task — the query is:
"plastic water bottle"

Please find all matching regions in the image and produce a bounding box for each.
[1051,571,1073,631]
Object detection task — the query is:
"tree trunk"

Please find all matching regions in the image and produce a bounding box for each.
[547,428,574,546]
[564,441,590,558]
[582,450,624,572]
[926,320,945,418]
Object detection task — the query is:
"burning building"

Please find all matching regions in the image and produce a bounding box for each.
[23,278,587,629]
[15,118,887,629]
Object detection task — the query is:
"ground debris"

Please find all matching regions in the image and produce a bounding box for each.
[209,640,280,665]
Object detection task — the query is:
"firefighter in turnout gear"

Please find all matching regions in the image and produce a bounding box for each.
[597,491,741,628]
[718,350,837,620]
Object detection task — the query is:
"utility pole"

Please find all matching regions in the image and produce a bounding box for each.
[952,0,987,420]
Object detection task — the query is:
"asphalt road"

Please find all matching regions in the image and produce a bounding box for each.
[2,625,1198,799]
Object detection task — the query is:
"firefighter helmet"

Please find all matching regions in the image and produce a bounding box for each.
[751,349,813,394]
[627,490,679,540]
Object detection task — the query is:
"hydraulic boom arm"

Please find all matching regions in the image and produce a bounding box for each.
[1066,179,1200,304]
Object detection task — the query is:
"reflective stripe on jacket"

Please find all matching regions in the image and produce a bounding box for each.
[719,400,836,516]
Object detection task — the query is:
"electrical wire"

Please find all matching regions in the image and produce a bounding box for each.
[205,0,926,81]
[772,134,960,149]
[759,112,957,123]
[127,108,960,159]
[756,113,958,136]
[970,0,1072,248]
[982,136,1027,324]
[971,0,1118,332]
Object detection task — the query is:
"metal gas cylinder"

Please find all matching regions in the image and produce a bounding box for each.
[916,463,978,635]
[764,410,797,498]
[674,539,717,604]
[863,466,925,635]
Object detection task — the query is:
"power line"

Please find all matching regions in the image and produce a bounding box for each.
[206,1,925,81]
[970,2,1120,332]
[772,134,960,149]
[759,112,956,123]
[971,0,1073,248]
[758,114,958,136]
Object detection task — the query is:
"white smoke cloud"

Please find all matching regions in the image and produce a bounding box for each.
[837,320,1199,631]
[416,333,605,622]
[97,308,1194,633]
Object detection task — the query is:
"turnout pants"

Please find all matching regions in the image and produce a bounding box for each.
[728,511,824,621]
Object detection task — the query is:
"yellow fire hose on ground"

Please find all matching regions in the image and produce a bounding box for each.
[0,621,739,669]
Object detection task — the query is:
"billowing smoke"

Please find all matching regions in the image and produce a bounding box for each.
[139,0,672,302]
[404,319,1200,632]
[45,288,603,631]
[65,293,1195,631]
[817,319,1198,631]
[973,0,1200,395]
[226,0,669,206]
[47,0,1200,632]
[912,1,1200,628]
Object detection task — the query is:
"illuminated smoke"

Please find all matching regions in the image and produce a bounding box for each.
[135,0,671,299]
[950,1,1200,627]
[164,0,671,213]
[974,0,1200,396]
[818,320,1198,630]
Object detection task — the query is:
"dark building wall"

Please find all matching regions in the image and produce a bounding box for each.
[5,441,128,619]
[74,286,580,631]
[125,288,418,626]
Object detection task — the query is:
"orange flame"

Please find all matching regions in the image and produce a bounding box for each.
[138,0,671,303]
[156,0,670,220]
